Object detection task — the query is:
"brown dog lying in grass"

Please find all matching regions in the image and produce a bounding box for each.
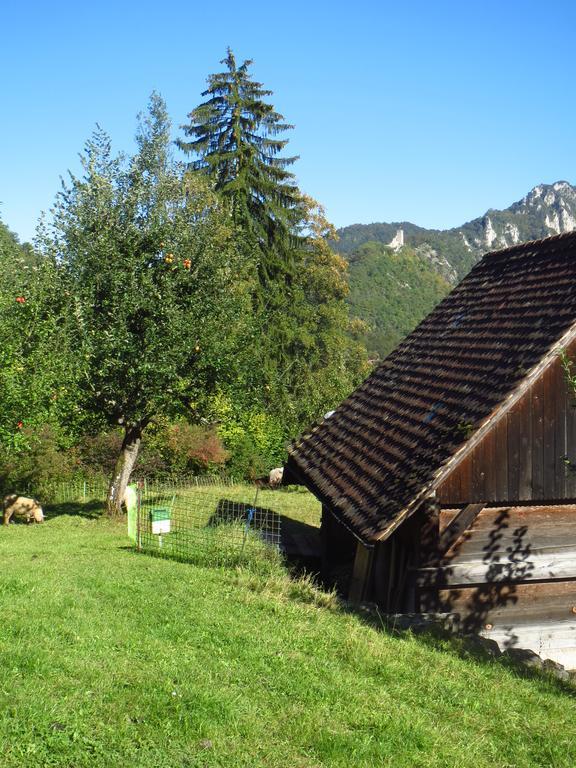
[2,495,44,525]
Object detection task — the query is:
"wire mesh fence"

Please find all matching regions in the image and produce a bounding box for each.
[15,474,321,569]
[22,478,110,505]
[134,479,282,568]
[20,475,240,506]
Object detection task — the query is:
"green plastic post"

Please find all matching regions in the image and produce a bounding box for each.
[125,484,138,542]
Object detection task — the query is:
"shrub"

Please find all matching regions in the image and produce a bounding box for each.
[163,421,228,475]
[208,392,288,478]
[224,433,269,480]
[0,423,79,495]
[78,421,229,480]
[77,430,124,478]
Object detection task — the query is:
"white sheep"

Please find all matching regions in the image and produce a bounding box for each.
[2,495,44,525]
[268,467,284,487]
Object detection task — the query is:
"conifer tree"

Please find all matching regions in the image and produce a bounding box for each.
[177,48,303,284]
[179,52,369,438]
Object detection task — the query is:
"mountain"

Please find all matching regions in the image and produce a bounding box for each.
[347,243,451,358]
[337,181,576,283]
[341,181,576,358]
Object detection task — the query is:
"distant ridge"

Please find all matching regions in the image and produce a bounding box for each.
[339,181,576,359]
[335,181,576,282]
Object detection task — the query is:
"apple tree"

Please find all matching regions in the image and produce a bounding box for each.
[41,94,248,513]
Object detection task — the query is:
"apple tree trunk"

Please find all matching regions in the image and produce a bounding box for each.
[107,423,143,516]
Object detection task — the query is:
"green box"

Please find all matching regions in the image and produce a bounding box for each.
[150,507,171,535]
[149,508,171,522]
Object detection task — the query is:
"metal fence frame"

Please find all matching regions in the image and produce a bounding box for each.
[134,478,282,567]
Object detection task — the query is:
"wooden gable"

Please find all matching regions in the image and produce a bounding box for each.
[437,336,576,506]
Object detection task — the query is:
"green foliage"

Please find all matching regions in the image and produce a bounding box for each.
[177,47,302,261]
[0,424,80,495]
[335,222,476,280]
[76,430,125,479]
[559,349,576,396]
[41,94,247,433]
[258,199,370,427]
[208,391,286,478]
[0,219,25,261]
[347,241,451,358]
[0,221,88,449]
[145,419,228,476]
[179,57,368,436]
[2,65,369,486]
[77,421,229,480]
[36,93,253,507]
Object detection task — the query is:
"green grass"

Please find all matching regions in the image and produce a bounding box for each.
[1,508,576,767]
[137,482,321,568]
[140,482,322,527]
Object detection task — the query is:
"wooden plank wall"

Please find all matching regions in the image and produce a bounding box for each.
[437,344,576,505]
[413,504,576,667]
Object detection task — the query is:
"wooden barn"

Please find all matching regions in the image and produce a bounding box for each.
[285,231,576,667]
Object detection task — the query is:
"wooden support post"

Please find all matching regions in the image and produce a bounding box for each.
[320,505,331,584]
[438,502,485,556]
[419,502,440,567]
[414,497,440,611]
[348,540,374,604]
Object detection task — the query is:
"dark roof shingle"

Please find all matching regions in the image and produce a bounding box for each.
[287,231,576,543]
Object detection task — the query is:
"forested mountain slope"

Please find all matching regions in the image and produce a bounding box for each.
[342,181,576,357]
[337,181,576,281]
[347,243,451,358]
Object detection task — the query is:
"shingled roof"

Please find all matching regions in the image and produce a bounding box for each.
[286,230,576,544]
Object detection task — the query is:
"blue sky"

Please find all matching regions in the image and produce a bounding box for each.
[2,0,576,242]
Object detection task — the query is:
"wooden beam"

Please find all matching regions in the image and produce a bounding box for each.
[348,541,374,604]
[438,502,485,556]
[419,503,440,567]
[414,551,576,587]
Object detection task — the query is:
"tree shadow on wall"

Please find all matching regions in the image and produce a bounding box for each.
[422,508,535,650]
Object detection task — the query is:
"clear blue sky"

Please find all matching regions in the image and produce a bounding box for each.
[2,0,575,242]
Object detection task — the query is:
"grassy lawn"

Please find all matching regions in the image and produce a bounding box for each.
[1,504,576,767]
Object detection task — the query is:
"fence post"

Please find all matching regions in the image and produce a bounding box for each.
[137,480,143,551]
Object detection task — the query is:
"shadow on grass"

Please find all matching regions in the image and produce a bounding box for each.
[128,495,322,580]
[209,498,321,561]
[44,499,105,520]
[346,602,576,697]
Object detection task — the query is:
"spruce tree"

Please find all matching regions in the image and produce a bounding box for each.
[177,48,303,284]
[179,51,369,439]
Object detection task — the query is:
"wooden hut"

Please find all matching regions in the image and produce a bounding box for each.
[285,231,576,667]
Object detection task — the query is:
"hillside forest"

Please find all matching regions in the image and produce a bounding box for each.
[3,50,574,505]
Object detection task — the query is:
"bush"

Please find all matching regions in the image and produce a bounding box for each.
[163,421,228,475]
[208,392,288,478]
[77,430,124,478]
[78,421,229,481]
[0,423,79,495]
[224,433,269,480]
